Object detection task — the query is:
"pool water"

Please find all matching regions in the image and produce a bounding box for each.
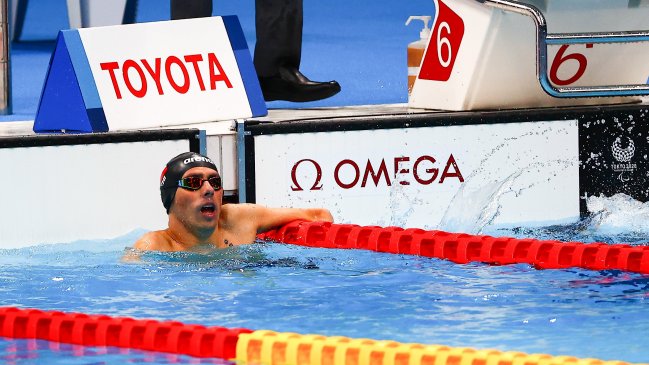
[0,211,648,364]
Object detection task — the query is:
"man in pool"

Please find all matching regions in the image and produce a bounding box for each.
[132,152,333,252]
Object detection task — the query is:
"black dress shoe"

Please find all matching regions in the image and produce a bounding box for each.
[259,67,341,102]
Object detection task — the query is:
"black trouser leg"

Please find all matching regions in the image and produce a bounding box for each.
[168,0,338,102]
[170,0,212,19]
[253,0,303,77]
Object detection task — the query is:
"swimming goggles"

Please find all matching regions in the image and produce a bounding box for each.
[176,176,222,191]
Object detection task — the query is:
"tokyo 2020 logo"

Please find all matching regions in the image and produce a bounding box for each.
[611,136,637,182]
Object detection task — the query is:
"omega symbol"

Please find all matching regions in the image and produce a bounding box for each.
[291,159,323,191]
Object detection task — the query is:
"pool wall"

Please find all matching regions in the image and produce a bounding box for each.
[0,129,202,248]
[243,104,649,231]
[1,103,648,248]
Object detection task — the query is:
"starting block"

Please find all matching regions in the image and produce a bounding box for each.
[410,0,649,110]
[33,16,266,133]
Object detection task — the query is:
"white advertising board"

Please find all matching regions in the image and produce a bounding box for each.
[0,138,189,249]
[81,17,257,129]
[34,16,265,133]
[253,120,580,233]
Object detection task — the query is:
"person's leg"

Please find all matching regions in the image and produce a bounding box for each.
[254,0,340,102]
[170,0,212,19]
[122,0,139,24]
[253,0,302,77]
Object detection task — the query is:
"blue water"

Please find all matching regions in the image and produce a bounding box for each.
[0,224,648,364]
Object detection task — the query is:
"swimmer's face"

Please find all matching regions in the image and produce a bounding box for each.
[169,167,223,231]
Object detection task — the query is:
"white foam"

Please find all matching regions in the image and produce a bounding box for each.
[586,193,649,235]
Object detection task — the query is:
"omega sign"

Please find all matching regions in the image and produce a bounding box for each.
[291,154,464,191]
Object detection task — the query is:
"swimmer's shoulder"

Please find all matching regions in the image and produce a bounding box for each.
[220,203,255,218]
[133,230,174,252]
[217,204,259,244]
[219,203,260,229]
[123,230,175,263]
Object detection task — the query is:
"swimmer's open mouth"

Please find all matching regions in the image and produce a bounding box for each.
[200,204,215,213]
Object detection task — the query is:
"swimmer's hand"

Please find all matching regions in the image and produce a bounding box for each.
[308,208,334,223]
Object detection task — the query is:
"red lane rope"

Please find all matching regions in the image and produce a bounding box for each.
[257,221,649,274]
[0,307,252,358]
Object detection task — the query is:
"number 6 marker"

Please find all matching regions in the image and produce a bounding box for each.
[419,0,465,82]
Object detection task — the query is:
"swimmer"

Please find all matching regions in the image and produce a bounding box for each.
[131,152,333,252]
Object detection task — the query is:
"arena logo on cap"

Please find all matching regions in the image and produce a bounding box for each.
[184,156,215,165]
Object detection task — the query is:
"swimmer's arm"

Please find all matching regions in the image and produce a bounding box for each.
[242,205,334,233]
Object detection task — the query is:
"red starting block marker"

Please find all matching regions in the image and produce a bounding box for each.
[410,0,649,110]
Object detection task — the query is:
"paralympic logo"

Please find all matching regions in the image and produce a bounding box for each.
[290,155,464,191]
[611,136,637,182]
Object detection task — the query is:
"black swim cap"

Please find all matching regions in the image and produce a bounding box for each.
[160,152,219,213]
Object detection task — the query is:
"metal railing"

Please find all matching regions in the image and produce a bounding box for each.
[478,0,649,98]
[1,0,10,114]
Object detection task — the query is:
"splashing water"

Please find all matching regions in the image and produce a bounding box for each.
[433,122,579,235]
[438,174,513,234]
[488,194,649,245]
[585,193,649,238]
